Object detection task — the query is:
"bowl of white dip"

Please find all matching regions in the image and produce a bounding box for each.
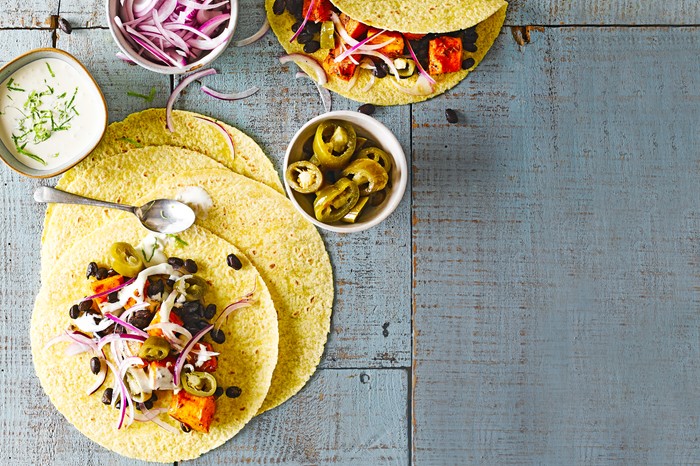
[0,48,107,178]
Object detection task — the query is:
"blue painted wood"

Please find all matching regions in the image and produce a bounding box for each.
[412,27,700,465]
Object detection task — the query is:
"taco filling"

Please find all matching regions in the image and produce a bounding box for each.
[45,237,254,434]
[274,0,480,95]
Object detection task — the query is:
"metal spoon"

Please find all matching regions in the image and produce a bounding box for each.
[34,186,195,234]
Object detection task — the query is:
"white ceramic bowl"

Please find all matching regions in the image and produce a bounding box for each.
[284,111,408,233]
[106,0,238,74]
[0,48,107,178]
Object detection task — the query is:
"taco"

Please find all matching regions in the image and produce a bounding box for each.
[41,151,333,414]
[31,218,279,462]
[267,0,507,105]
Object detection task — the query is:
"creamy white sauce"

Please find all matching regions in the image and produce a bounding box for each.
[100,263,175,314]
[176,186,213,219]
[0,58,105,170]
[135,233,168,267]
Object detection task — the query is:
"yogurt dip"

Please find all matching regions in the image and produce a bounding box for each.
[0,57,106,171]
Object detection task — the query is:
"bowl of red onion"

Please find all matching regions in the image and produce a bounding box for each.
[107,0,238,74]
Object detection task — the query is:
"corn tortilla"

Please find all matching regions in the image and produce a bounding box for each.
[266,1,507,105]
[31,219,279,462]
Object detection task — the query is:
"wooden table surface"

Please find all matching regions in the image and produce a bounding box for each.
[2,0,699,464]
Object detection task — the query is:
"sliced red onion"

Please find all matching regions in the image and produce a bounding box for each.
[187,28,233,50]
[405,38,436,86]
[79,276,136,304]
[290,0,315,43]
[106,361,130,429]
[330,11,358,47]
[359,50,403,83]
[199,13,231,35]
[63,342,93,357]
[233,18,269,47]
[193,116,235,159]
[126,25,183,67]
[44,332,93,351]
[179,0,228,10]
[65,331,99,350]
[167,68,217,132]
[213,299,252,332]
[174,324,213,385]
[334,30,391,63]
[200,84,259,100]
[97,333,148,351]
[390,73,435,96]
[134,405,168,422]
[361,73,376,92]
[295,71,331,113]
[279,53,327,85]
[164,22,211,39]
[123,0,136,22]
[87,351,107,395]
[105,314,149,337]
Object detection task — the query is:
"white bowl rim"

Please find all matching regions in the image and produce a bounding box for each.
[105,0,239,75]
[283,110,408,233]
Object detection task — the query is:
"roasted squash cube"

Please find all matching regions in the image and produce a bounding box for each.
[339,13,368,39]
[303,0,333,22]
[147,311,184,337]
[403,33,427,41]
[169,391,216,433]
[366,28,405,59]
[323,42,358,81]
[90,274,124,304]
[428,36,463,75]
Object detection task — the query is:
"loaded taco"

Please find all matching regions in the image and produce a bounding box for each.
[267,0,507,105]
[31,219,279,462]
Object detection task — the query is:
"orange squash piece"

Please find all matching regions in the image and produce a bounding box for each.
[169,391,216,433]
[428,36,463,75]
[366,28,405,59]
[303,0,333,22]
[90,274,124,304]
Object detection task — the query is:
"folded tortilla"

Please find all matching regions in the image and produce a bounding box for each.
[31,219,279,462]
[266,0,507,105]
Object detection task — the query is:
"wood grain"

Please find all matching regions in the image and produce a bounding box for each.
[0,1,57,28]
[412,27,700,465]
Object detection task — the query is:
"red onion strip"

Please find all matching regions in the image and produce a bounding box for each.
[233,18,269,47]
[178,0,228,10]
[200,84,259,100]
[330,12,358,47]
[289,0,315,43]
[279,53,327,85]
[405,38,436,86]
[193,116,235,159]
[105,314,149,337]
[334,30,389,63]
[359,50,403,83]
[106,361,129,429]
[166,68,217,132]
[213,299,252,332]
[97,333,147,351]
[174,324,213,385]
[79,277,136,304]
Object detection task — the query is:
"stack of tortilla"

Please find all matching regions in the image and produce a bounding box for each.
[30,109,334,462]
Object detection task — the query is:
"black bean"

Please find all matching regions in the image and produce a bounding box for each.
[78,299,93,313]
[86,262,98,279]
[129,309,153,330]
[69,304,80,319]
[445,108,459,124]
[107,268,119,277]
[114,399,121,410]
[90,357,101,374]
[107,292,119,303]
[291,21,302,33]
[306,21,322,34]
[184,259,198,273]
[461,58,475,70]
[166,278,175,287]
[167,257,184,268]
[181,423,192,433]
[226,254,242,270]
[462,30,478,43]
[58,17,72,34]
[101,388,113,405]
[210,328,226,344]
[296,32,314,44]
[225,386,242,398]
[358,103,376,115]
[143,399,154,410]
[373,61,388,78]
[95,267,109,280]
[463,42,477,53]
[150,392,158,402]
[204,304,217,320]
[147,279,164,298]
[214,386,224,399]
[304,41,321,53]
[287,0,303,18]
[272,0,286,15]
[182,301,203,316]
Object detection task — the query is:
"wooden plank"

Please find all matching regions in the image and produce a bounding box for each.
[55,28,170,123]
[185,369,409,465]
[412,27,700,464]
[176,6,412,369]
[0,1,57,28]
[58,0,700,28]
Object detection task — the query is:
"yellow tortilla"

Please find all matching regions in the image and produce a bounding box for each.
[266,1,507,105]
[329,0,507,33]
[31,218,279,462]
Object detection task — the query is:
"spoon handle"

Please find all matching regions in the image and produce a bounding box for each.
[34,187,136,214]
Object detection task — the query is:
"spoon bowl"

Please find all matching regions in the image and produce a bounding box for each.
[34,187,196,234]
